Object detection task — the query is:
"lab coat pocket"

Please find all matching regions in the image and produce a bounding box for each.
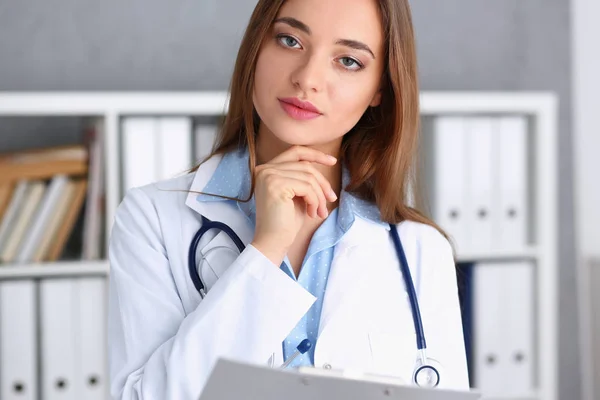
[315,329,373,372]
[198,230,242,293]
[368,331,415,384]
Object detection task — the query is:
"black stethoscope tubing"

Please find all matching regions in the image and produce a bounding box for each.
[188,216,246,296]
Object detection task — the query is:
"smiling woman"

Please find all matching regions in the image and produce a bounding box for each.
[108,0,470,398]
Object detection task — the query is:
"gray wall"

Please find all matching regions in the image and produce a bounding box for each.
[0,0,577,398]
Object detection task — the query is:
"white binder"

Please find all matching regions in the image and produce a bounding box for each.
[466,118,494,254]
[0,280,37,400]
[74,278,108,400]
[495,117,528,249]
[121,117,158,192]
[432,117,468,253]
[194,124,218,163]
[503,262,534,396]
[472,263,505,396]
[40,279,79,400]
[157,117,193,180]
[200,358,480,400]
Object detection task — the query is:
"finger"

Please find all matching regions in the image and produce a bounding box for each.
[269,145,337,167]
[278,176,322,218]
[269,169,328,218]
[270,161,337,202]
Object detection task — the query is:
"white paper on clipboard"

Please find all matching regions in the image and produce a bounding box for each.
[199,358,481,400]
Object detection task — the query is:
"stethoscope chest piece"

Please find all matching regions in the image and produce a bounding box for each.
[197,243,239,292]
[413,356,441,388]
[189,216,246,297]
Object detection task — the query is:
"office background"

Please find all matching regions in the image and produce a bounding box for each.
[0,0,582,399]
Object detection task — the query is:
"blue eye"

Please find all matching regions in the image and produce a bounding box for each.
[277,34,301,49]
[275,33,363,71]
[339,57,363,71]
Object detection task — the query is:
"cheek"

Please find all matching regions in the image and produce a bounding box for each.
[254,47,287,108]
[253,52,276,121]
[254,52,272,99]
[328,80,377,131]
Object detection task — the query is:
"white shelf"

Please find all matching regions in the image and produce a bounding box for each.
[0,260,109,279]
[420,91,557,115]
[481,392,540,400]
[0,91,230,116]
[456,247,539,263]
[0,91,556,116]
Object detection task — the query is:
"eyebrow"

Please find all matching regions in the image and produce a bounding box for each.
[273,17,376,59]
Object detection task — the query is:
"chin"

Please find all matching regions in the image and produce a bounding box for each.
[266,119,324,146]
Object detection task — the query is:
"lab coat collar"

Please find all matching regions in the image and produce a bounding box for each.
[185,154,255,246]
[195,147,256,224]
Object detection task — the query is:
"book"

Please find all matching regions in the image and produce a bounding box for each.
[0,180,29,255]
[0,181,46,264]
[0,145,88,183]
[82,120,105,260]
[15,175,70,263]
[46,179,88,261]
[0,183,15,222]
[32,179,77,263]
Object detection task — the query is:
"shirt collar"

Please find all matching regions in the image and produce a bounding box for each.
[196,147,388,231]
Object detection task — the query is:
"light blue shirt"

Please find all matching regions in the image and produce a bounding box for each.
[196,147,387,367]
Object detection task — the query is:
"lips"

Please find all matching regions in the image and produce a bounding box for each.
[279,97,321,113]
[278,97,322,121]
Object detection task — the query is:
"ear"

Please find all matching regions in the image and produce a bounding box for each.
[369,90,382,107]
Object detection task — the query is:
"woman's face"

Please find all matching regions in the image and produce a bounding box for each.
[253,0,385,149]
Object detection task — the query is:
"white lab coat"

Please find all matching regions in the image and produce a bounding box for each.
[108,154,469,399]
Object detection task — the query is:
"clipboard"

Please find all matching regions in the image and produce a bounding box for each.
[199,358,481,400]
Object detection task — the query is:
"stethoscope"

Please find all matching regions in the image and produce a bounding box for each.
[188,215,441,388]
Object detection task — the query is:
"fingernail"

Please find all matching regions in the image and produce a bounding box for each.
[330,189,337,200]
[327,155,337,163]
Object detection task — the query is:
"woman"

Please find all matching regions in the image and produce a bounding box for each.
[108,0,470,398]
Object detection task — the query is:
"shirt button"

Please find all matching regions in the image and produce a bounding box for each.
[323,363,332,370]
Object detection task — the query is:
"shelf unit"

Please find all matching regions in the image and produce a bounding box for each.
[419,92,558,400]
[0,91,558,400]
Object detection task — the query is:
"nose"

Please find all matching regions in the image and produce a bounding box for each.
[290,53,326,94]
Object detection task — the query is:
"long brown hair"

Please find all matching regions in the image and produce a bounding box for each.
[190,0,449,242]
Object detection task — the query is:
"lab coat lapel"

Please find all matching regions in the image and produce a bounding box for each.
[315,219,418,378]
[184,154,254,246]
[318,218,390,336]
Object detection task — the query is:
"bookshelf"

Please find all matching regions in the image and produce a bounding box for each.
[417,92,558,400]
[0,91,558,400]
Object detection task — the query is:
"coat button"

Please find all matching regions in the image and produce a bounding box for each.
[323,363,332,370]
